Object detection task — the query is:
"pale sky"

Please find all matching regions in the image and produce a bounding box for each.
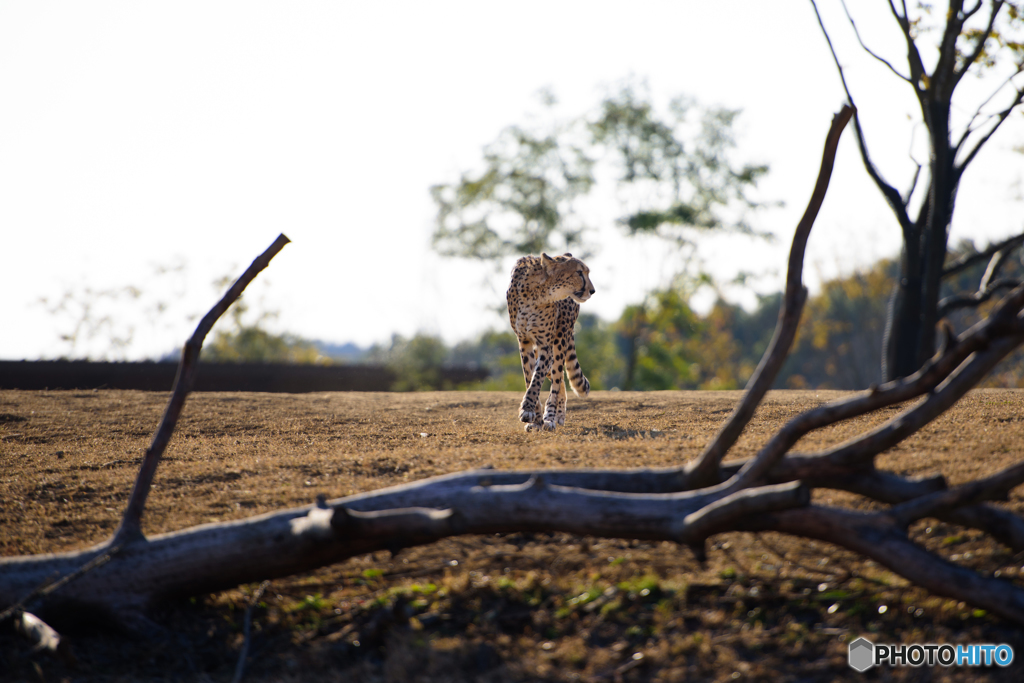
[2,1,1023,360]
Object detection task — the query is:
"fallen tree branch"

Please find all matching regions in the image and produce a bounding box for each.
[685,104,854,487]
[0,474,809,615]
[114,233,291,544]
[0,543,120,625]
[890,461,1024,529]
[745,506,1024,625]
[720,282,1024,494]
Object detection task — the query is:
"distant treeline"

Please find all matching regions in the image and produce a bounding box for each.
[367,241,1024,392]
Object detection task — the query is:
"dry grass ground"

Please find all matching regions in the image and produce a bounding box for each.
[2,388,1024,681]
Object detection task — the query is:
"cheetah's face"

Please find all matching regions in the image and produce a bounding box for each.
[542,252,595,303]
[569,263,595,303]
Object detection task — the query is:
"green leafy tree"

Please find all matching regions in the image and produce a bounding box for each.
[365,333,452,391]
[204,276,326,364]
[204,326,324,364]
[431,82,769,266]
[813,0,1024,380]
[204,310,325,364]
[573,313,627,390]
[613,292,765,391]
[431,105,595,260]
[614,289,703,390]
[450,330,524,390]
[38,259,193,360]
[780,259,895,389]
[589,85,769,247]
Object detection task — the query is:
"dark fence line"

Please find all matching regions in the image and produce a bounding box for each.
[0,361,489,393]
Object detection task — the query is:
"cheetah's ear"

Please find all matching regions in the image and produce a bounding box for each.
[540,253,555,268]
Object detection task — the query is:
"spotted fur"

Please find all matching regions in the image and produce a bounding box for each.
[506,252,595,432]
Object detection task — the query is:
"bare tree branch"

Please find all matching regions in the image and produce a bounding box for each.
[981,247,1013,290]
[887,0,929,94]
[953,0,1006,89]
[747,506,1024,624]
[113,234,291,544]
[939,278,1021,316]
[840,0,911,81]
[903,161,923,203]
[791,316,1024,473]
[954,61,1024,158]
[0,543,120,625]
[683,104,853,487]
[811,0,916,238]
[890,461,1024,528]
[943,231,1024,277]
[964,0,986,20]
[933,1,970,96]
[937,236,1023,318]
[674,481,810,545]
[956,87,1024,174]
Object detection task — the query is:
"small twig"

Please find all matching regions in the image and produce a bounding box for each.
[755,535,851,581]
[952,0,1006,88]
[942,232,1024,278]
[840,0,910,81]
[938,278,1021,316]
[232,580,270,683]
[114,234,291,544]
[955,61,1024,157]
[957,87,1024,174]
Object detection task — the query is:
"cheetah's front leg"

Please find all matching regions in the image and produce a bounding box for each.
[555,363,568,426]
[519,351,551,427]
[537,361,566,432]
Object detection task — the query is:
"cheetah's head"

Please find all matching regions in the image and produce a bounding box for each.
[541,252,596,303]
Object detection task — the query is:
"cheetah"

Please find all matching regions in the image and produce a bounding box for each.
[506,252,595,432]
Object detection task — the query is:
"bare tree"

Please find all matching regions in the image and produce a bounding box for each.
[811,0,1024,380]
[7,107,1024,647]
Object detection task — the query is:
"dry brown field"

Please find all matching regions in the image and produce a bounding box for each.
[3,388,1024,681]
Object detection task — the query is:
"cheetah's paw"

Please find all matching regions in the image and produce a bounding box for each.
[519,408,537,423]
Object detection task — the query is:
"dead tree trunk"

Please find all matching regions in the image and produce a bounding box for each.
[5,106,1024,636]
[812,0,1024,380]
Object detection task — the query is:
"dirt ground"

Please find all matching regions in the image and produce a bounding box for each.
[2,388,1024,682]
